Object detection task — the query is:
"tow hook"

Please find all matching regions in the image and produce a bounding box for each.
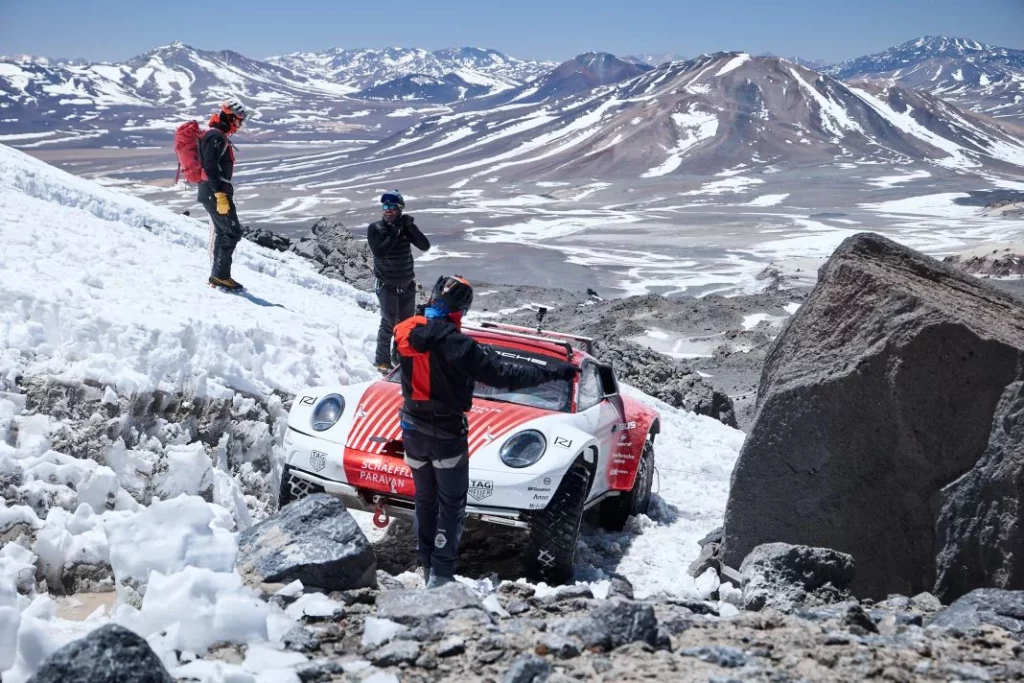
[372,497,391,528]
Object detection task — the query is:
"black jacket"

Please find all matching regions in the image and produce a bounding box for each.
[367,214,430,287]
[394,316,570,437]
[199,125,234,195]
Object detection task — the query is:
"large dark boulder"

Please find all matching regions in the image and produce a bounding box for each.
[27,624,172,683]
[721,233,1024,599]
[237,494,377,591]
[935,366,1024,601]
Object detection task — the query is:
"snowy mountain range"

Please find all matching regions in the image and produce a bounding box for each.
[1,36,1021,167]
[827,36,1024,122]
[312,51,1024,188]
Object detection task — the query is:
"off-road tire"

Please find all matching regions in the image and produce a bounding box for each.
[277,466,324,510]
[599,438,655,531]
[525,459,590,585]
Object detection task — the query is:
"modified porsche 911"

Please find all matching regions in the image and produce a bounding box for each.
[279,318,660,584]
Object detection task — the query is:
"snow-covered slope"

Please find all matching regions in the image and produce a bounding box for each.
[0,143,744,680]
[827,36,1024,122]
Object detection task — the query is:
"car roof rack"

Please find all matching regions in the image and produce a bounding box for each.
[469,321,594,355]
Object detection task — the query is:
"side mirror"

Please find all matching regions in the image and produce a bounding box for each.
[598,363,619,398]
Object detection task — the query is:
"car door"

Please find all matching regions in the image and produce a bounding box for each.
[575,360,620,498]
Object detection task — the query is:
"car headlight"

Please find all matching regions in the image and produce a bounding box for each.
[311,394,345,432]
[500,430,547,468]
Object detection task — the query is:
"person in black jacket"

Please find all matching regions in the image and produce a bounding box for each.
[199,98,249,291]
[394,275,578,588]
[367,190,430,372]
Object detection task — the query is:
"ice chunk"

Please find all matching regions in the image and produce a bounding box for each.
[284,593,344,619]
[360,616,407,649]
[105,495,238,591]
[0,606,20,671]
[242,643,307,671]
[694,567,721,600]
[156,443,213,499]
[120,566,272,654]
[274,580,303,598]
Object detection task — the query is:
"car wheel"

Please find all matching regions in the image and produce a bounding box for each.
[525,459,590,585]
[598,438,655,532]
[278,466,324,510]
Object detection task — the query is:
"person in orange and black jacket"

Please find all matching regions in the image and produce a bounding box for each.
[367,190,430,372]
[393,275,578,588]
[199,98,249,291]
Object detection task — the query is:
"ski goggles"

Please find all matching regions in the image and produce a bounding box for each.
[381,192,403,206]
[381,202,402,211]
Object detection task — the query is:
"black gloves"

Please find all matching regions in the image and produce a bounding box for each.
[548,361,579,381]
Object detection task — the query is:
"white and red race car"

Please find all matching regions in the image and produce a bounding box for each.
[279,320,660,584]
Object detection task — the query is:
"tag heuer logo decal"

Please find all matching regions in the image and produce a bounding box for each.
[553,436,573,449]
[468,479,493,501]
[310,450,327,472]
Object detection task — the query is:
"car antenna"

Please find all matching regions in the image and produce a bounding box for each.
[535,306,548,333]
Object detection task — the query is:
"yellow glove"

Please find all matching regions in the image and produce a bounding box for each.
[214,192,230,215]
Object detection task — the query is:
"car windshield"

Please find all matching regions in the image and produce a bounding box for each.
[389,345,573,412]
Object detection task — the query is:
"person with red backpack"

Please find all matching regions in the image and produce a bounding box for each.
[176,98,250,291]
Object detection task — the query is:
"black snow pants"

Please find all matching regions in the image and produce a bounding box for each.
[375,281,415,366]
[403,428,469,579]
[198,181,242,280]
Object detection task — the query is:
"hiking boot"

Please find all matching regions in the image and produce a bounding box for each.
[209,276,243,290]
[425,575,453,590]
[418,566,431,587]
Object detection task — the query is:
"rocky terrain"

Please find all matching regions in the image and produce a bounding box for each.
[32,494,1024,683]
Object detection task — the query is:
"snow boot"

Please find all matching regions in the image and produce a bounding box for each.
[209,276,243,291]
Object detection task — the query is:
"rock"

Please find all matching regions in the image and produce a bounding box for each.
[722,233,1024,599]
[369,639,421,667]
[910,592,943,612]
[554,598,658,651]
[740,543,855,612]
[436,636,465,657]
[929,588,1024,634]
[591,338,737,427]
[542,584,593,604]
[699,527,724,547]
[242,226,290,252]
[535,633,582,659]
[376,571,404,591]
[506,600,531,615]
[842,604,879,634]
[934,366,1024,601]
[282,625,320,653]
[27,623,172,683]
[502,654,551,683]
[606,576,635,600]
[288,218,376,291]
[415,652,438,670]
[237,494,377,591]
[376,582,483,625]
[679,645,746,668]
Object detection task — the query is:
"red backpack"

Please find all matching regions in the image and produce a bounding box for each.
[174,121,205,184]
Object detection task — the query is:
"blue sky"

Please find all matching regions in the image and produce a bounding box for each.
[1,0,1020,63]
